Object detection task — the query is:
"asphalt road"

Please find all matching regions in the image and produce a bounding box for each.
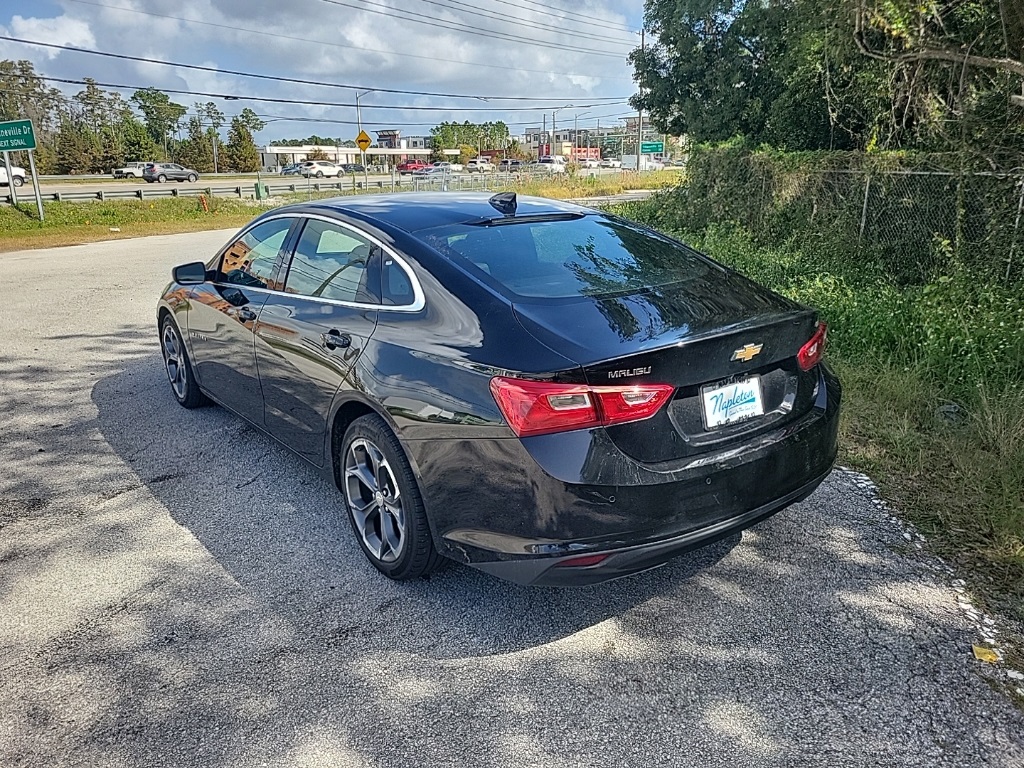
[1,230,1023,768]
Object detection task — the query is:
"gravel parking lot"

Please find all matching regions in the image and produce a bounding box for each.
[2,231,1022,767]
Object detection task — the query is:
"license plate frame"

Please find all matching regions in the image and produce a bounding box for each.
[701,376,765,429]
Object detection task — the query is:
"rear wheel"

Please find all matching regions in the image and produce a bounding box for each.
[315,170,324,178]
[160,316,208,409]
[340,414,442,580]
[157,174,167,183]
[12,176,24,187]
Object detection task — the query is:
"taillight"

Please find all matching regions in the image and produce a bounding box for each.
[797,322,827,371]
[489,377,674,437]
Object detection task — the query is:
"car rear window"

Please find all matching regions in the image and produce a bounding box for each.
[420,214,712,300]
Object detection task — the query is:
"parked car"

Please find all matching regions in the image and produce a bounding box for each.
[498,159,524,171]
[398,160,430,175]
[578,158,601,169]
[143,163,200,183]
[432,161,463,172]
[280,164,303,176]
[112,161,150,179]
[535,157,567,174]
[466,157,495,173]
[157,192,840,586]
[0,165,26,187]
[300,161,342,178]
[340,163,365,173]
[599,158,622,168]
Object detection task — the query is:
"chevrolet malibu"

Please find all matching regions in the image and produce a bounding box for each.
[157,193,840,585]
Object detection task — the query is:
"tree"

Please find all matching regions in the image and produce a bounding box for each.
[131,88,186,160]
[306,147,330,160]
[195,102,226,171]
[224,108,265,171]
[177,116,215,173]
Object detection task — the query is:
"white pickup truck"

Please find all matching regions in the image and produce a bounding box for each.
[465,158,495,173]
[0,165,26,187]
[112,162,149,179]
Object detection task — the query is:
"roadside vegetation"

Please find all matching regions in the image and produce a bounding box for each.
[610,146,1024,620]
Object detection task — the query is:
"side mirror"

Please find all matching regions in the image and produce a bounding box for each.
[172,261,207,285]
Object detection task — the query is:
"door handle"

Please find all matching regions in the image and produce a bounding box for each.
[320,329,351,350]
[228,306,257,322]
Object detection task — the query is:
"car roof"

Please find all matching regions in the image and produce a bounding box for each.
[288,192,597,234]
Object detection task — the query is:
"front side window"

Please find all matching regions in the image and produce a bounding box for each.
[219,218,293,289]
[284,219,376,304]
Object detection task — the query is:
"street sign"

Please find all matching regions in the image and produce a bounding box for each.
[355,130,372,152]
[640,141,664,154]
[0,119,37,151]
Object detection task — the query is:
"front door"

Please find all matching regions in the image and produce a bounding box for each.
[255,217,379,466]
[187,216,296,425]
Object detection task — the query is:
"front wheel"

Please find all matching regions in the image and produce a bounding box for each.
[12,176,24,187]
[187,173,197,182]
[160,316,208,409]
[340,414,442,580]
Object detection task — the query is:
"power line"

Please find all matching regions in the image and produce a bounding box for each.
[516,0,637,33]
[0,35,628,103]
[316,0,626,58]
[59,0,636,82]
[408,0,634,46]
[35,75,630,112]
[478,0,636,36]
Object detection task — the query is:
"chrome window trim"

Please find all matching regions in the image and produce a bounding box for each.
[208,212,426,313]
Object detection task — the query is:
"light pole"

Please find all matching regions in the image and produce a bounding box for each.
[355,89,373,189]
[551,104,573,159]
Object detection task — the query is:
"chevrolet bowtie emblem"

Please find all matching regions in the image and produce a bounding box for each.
[731,343,763,363]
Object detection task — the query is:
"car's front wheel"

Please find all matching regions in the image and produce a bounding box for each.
[12,176,24,187]
[340,414,442,580]
[187,173,197,182]
[160,316,208,409]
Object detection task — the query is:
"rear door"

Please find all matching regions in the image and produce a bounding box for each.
[255,216,380,466]
[186,216,297,424]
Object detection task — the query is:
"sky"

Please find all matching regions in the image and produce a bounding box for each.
[0,0,643,144]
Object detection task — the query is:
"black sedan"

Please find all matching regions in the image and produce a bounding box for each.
[157,193,840,585]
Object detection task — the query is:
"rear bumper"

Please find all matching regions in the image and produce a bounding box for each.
[404,364,841,586]
[473,466,831,586]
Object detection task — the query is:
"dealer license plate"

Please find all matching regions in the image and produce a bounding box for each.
[701,376,765,429]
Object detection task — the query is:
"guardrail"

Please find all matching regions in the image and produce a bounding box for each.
[2,170,617,204]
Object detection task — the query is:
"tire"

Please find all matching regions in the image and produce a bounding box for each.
[315,170,324,178]
[340,414,442,580]
[157,174,167,183]
[12,176,24,187]
[187,174,197,182]
[160,316,208,409]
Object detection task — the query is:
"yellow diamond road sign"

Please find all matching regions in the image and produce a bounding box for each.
[355,130,371,152]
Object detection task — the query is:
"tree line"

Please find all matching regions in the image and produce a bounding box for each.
[632,0,1024,160]
[0,60,266,173]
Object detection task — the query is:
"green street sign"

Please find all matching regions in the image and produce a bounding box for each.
[0,119,37,152]
[640,141,664,154]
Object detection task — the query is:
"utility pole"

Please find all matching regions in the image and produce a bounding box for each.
[552,110,557,157]
[542,113,546,158]
[636,27,645,170]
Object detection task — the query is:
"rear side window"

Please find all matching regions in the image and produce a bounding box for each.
[219,218,293,289]
[284,219,377,304]
[421,215,711,300]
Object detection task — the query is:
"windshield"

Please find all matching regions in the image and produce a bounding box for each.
[421,214,713,301]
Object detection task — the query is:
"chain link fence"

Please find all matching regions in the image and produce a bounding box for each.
[670,149,1024,285]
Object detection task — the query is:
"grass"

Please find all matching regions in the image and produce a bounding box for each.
[610,197,1024,621]
[0,172,678,252]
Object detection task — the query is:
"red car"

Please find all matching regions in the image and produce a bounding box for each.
[398,160,430,175]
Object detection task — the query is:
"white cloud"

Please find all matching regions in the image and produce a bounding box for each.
[1,0,641,140]
[6,13,95,59]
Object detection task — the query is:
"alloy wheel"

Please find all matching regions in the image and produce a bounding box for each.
[344,438,406,563]
[161,324,187,400]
